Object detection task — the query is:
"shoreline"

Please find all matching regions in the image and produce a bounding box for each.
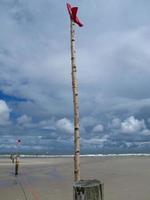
[1,153,150,158]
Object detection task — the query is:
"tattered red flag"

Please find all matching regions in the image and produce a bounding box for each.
[67,3,83,27]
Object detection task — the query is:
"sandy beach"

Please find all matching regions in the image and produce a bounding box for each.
[0,156,150,200]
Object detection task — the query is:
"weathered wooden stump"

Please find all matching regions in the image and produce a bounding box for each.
[73,179,104,200]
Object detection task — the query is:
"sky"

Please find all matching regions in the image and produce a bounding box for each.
[1,0,150,154]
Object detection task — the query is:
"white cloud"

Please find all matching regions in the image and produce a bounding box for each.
[111,118,121,129]
[121,116,145,134]
[17,114,32,126]
[0,100,11,125]
[56,118,73,134]
[92,124,104,133]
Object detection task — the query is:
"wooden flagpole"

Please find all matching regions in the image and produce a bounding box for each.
[70,20,80,181]
[68,5,104,200]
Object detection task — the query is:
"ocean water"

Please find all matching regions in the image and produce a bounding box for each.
[1,153,150,158]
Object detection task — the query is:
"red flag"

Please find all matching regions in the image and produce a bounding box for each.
[16,139,21,144]
[67,3,83,27]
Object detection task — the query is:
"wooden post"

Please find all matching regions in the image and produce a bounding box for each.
[73,179,104,200]
[15,156,19,176]
[12,155,15,163]
[70,20,80,181]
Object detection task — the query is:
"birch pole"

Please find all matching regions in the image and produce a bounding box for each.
[70,20,80,181]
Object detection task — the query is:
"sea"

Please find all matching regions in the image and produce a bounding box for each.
[1,154,150,158]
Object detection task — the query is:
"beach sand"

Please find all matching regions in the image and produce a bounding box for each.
[0,156,150,200]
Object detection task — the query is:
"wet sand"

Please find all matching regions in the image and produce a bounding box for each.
[0,156,150,200]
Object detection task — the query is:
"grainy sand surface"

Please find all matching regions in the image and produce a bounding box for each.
[0,156,150,200]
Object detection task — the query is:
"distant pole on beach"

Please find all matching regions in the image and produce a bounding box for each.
[67,3,83,181]
[15,155,19,176]
[15,139,21,175]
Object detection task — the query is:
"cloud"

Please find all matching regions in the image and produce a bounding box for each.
[121,116,145,134]
[81,135,109,150]
[111,118,121,129]
[92,124,104,133]
[56,118,74,134]
[81,116,98,127]
[141,129,150,136]
[0,100,11,125]
[17,114,32,126]
[1,0,150,153]
[38,118,56,130]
